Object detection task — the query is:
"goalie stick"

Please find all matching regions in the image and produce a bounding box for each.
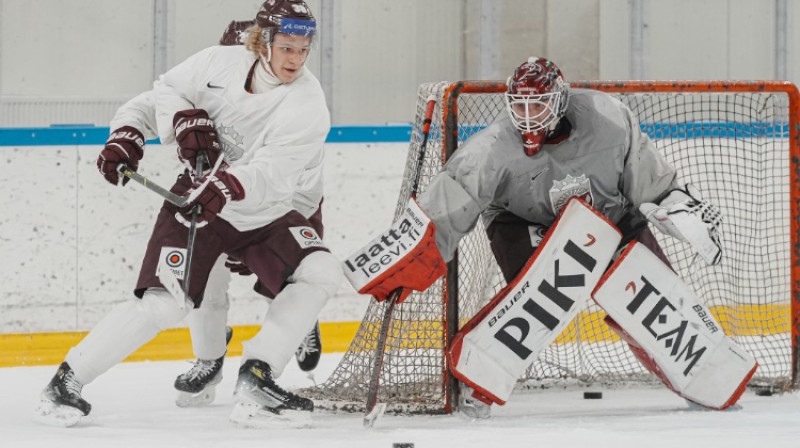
[364,95,437,428]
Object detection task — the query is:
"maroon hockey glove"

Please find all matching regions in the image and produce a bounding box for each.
[178,170,244,225]
[174,109,221,171]
[97,126,145,186]
[225,257,253,276]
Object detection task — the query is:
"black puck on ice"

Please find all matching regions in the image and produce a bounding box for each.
[755,389,773,397]
[393,444,414,448]
[583,391,603,399]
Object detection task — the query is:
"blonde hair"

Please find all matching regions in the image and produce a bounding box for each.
[244,24,267,58]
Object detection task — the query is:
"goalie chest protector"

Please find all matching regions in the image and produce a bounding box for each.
[592,241,758,409]
[448,198,622,404]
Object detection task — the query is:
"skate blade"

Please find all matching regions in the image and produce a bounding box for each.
[229,401,312,429]
[175,386,216,408]
[34,398,86,427]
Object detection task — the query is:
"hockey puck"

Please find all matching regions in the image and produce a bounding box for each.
[755,389,773,397]
[393,444,414,448]
[583,391,603,399]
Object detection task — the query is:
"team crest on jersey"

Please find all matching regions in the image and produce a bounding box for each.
[217,124,245,162]
[289,226,325,248]
[549,174,593,215]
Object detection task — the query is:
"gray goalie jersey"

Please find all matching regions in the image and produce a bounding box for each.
[416,88,678,262]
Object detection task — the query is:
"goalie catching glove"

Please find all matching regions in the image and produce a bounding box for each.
[639,184,722,265]
[342,198,447,304]
[175,170,244,226]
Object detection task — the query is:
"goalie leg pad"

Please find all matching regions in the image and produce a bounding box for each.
[448,198,622,404]
[592,241,757,410]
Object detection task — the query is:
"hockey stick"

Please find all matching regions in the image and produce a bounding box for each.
[182,153,207,303]
[117,155,225,208]
[364,95,437,427]
[117,164,189,207]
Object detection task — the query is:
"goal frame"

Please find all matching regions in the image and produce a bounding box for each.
[438,80,800,412]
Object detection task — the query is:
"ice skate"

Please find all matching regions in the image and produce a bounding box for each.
[458,382,491,419]
[230,359,314,429]
[34,362,91,427]
[174,326,232,407]
[295,321,321,372]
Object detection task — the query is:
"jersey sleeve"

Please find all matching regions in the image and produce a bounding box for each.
[417,138,503,262]
[109,90,159,140]
[619,104,679,206]
[152,47,217,144]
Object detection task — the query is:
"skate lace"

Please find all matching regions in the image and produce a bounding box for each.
[295,331,319,361]
[185,359,219,381]
[266,374,306,404]
[63,371,83,397]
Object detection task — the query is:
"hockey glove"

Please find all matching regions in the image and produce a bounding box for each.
[97,126,145,186]
[224,257,253,276]
[639,184,722,265]
[176,170,244,226]
[174,109,221,171]
[342,199,446,304]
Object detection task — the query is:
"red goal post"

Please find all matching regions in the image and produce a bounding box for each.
[308,80,800,415]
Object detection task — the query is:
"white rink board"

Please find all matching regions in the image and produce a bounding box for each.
[0,143,407,333]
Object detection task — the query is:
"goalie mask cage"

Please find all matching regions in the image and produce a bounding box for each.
[307,80,800,414]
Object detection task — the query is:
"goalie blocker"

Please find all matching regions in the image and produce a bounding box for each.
[343,198,447,303]
[448,198,622,405]
[592,241,757,410]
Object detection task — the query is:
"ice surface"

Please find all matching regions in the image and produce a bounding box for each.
[3,354,800,448]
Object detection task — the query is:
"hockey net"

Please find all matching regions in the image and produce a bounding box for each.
[307,80,800,414]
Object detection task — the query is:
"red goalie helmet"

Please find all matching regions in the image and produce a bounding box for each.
[505,57,569,155]
[255,0,317,44]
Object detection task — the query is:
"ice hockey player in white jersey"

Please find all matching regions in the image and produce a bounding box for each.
[36,0,339,429]
[100,6,324,409]
[343,57,730,419]
[103,90,323,410]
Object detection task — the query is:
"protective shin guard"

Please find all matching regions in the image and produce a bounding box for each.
[191,256,232,360]
[188,306,230,360]
[242,251,342,376]
[66,289,191,385]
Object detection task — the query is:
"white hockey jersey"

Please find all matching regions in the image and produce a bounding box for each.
[417,89,679,261]
[153,45,330,231]
[110,89,324,221]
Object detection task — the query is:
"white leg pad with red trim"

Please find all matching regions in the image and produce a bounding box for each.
[448,198,622,405]
[592,241,758,410]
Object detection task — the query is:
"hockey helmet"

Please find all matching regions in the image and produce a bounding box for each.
[255,0,317,44]
[505,57,569,155]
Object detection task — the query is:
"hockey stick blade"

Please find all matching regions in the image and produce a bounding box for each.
[362,402,387,428]
[117,164,189,207]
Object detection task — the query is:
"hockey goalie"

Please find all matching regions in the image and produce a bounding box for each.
[343,56,755,418]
